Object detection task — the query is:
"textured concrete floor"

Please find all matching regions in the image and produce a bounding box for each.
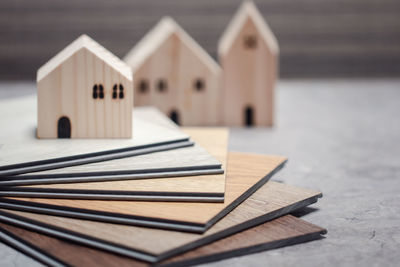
[0,80,399,266]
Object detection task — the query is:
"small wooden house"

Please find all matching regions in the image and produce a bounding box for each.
[124,17,221,126]
[218,0,279,126]
[37,34,133,139]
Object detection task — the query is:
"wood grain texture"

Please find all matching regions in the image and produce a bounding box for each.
[219,1,278,126]
[2,152,287,228]
[37,34,133,139]
[0,95,189,175]
[0,215,326,267]
[0,128,228,202]
[124,17,221,126]
[1,128,225,186]
[0,180,322,262]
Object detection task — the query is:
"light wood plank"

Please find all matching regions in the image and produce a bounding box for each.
[4,152,287,226]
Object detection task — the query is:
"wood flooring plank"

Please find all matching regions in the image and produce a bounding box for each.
[1,152,288,229]
[0,96,189,175]
[0,179,322,261]
[0,215,326,267]
[0,128,228,202]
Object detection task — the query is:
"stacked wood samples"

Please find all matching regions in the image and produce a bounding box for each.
[1,152,288,231]
[124,17,221,126]
[0,128,228,202]
[0,180,322,262]
[37,34,134,138]
[0,215,326,267]
[0,98,190,176]
[218,1,279,126]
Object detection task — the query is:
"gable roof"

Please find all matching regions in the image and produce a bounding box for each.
[218,0,279,56]
[124,17,221,74]
[37,34,132,82]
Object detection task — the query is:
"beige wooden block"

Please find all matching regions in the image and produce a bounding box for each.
[218,1,279,126]
[124,17,221,126]
[37,34,133,138]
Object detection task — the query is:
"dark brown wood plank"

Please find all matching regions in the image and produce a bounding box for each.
[0,215,326,266]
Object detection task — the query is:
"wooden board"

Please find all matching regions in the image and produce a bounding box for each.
[0,180,322,262]
[0,96,189,176]
[0,152,287,231]
[0,215,327,267]
[0,129,227,200]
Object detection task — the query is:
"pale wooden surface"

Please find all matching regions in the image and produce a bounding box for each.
[0,96,188,170]
[125,17,221,126]
[37,35,133,139]
[219,1,277,126]
[0,214,326,267]
[5,152,287,225]
[13,128,228,197]
[0,180,321,258]
[11,128,224,179]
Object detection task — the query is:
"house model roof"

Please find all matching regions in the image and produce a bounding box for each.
[124,17,221,74]
[218,0,279,56]
[37,34,132,82]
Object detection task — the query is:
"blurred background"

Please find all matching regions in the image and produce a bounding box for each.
[1,0,399,80]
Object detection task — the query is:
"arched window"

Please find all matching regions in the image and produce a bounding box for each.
[112,84,118,99]
[119,84,124,99]
[157,79,168,93]
[92,84,98,99]
[98,84,104,99]
[243,35,257,49]
[112,83,124,99]
[194,78,205,92]
[138,79,149,93]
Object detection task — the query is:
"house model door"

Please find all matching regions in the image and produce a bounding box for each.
[57,116,71,138]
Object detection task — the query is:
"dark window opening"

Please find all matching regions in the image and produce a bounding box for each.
[57,116,71,138]
[244,106,254,126]
[169,109,180,125]
[99,84,104,99]
[92,84,98,99]
[138,79,149,93]
[194,78,205,92]
[157,79,167,93]
[243,35,257,49]
[112,84,118,99]
[119,84,124,99]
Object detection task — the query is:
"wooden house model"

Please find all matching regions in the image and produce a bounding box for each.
[218,0,279,126]
[37,34,133,139]
[124,17,221,126]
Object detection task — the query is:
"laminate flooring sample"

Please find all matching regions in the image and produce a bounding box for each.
[0,181,322,262]
[0,215,327,267]
[0,96,189,176]
[0,152,287,231]
[0,129,227,202]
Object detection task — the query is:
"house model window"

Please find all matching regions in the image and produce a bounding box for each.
[243,35,257,49]
[157,79,168,93]
[138,79,149,93]
[194,78,205,92]
[92,84,104,99]
[112,84,124,99]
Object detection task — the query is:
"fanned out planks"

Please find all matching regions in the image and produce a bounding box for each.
[0,180,322,262]
[0,96,189,176]
[0,128,228,202]
[0,152,287,231]
[0,215,326,267]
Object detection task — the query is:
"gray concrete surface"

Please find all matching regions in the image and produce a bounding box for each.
[0,80,399,266]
